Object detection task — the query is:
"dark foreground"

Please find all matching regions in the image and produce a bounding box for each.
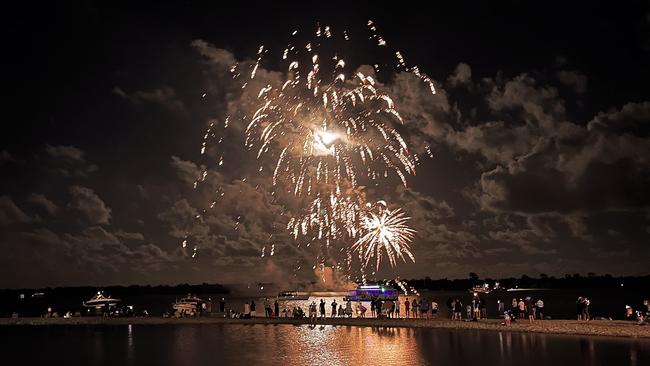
[2,316,649,339]
[1,323,648,366]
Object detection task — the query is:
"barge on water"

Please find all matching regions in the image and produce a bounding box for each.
[343,284,398,302]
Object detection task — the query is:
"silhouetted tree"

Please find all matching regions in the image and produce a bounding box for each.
[469,272,479,282]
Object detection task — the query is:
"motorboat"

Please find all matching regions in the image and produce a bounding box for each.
[173,294,208,316]
[277,291,310,301]
[468,284,492,294]
[83,291,121,309]
[343,284,398,302]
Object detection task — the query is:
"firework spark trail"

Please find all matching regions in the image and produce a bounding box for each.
[198,21,434,273]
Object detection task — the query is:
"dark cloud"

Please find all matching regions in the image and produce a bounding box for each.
[44,144,98,177]
[557,70,588,94]
[0,195,33,225]
[447,63,472,87]
[0,150,16,163]
[190,39,237,67]
[3,226,179,287]
[588,247,630,258]
[113,86,185,112]
[388,71,453,151]
[46,144,85,162]
[68,186,112,225]
[114,229,145,241]
[437,70,650,218]
[588,101,650,137]
[27,193,58,216]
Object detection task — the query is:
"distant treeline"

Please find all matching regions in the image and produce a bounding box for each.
[0,283,229,298]
[398,273,650,291]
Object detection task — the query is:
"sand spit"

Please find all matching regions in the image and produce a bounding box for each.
[2,317,649,339]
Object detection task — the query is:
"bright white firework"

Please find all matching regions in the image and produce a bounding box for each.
[353,203,416,270]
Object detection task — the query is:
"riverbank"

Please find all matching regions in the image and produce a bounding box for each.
[2,316,648,339]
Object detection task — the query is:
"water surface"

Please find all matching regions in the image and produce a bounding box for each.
[2,324,648,365]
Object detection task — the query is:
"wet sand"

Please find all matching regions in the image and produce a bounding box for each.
[1,316,649,339]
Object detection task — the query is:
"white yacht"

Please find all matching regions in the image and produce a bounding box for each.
[277,291,310,301]
[83,291,121,309]
[172,294,207,316]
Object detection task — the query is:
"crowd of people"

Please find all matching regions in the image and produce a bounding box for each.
[221,295,650,325]
[227,296,447,320]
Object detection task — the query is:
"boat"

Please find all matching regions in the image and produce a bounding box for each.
[172,294,208,316]
[83,291,121,309]
[469,284,492,294]
[343,284,398,302]
[277,291,310,301]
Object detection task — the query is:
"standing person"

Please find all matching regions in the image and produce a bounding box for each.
[345,300,353,318]
[338,305,344,317]
[472,297,481,320]
[404,298,410,318]
[274,299,279,318]
[309,301,317,323]
[480,299,487,319]
[382,299,392,319]
[536,299,544,320]
[264,298,271,317]
[431,300,438,318]
[358,301,367,318]
[331,299,338,318]
[390,299,396,318]
[412,299,418,318]
[376,298,383,318]
[244,302,250,319]
[497,300,505,315]
[374,298,380,318]
[395,296,402,319]
[526,297,535,324]
[518,299,526,319]
[250,300,256,318]
[319,299,326,319]
[219,298,226,313]
[453,299,463,321]
[576,297,584,321]
[446,297,454,319]
[584,298,591,321]
[512,298,519,319]
[420,298,429,319]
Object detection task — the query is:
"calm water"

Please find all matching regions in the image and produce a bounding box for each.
[2,324,648,365]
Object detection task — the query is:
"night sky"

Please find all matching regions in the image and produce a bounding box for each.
[1,1,649,288]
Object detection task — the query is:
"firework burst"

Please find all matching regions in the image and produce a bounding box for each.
[246,49,416,198]
[353,203,416,270]
[199,21,433,274]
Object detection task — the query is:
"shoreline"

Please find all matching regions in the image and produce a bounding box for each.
[1,316,649,339]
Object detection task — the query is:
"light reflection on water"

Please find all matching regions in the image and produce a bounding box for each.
[2,324,649,366]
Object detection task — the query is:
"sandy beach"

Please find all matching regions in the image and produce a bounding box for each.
[2,316,648,339]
